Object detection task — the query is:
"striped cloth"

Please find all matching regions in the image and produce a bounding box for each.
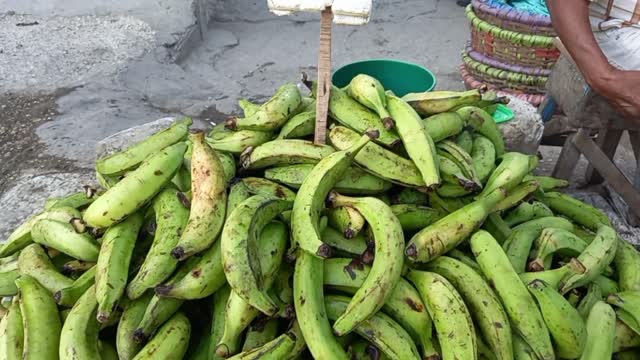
[590,0,640,28]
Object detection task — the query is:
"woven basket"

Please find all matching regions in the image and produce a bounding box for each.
[466,46,552,76]
[467,5,559,69]
[471,0,555,36]
[462,52,548,94]
[460,65,545,106]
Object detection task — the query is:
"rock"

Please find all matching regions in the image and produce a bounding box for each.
[498,94,544,155]
[0,171,96,242]
[95,117,177,159]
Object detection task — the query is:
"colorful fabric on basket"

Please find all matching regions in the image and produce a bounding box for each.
[491,0,550,16]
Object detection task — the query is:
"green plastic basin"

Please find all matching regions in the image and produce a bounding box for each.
[333,59,437,97]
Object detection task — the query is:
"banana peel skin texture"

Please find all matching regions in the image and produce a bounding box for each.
[406,187,506,263]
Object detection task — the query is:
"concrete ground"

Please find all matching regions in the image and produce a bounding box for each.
[0,0,637,239]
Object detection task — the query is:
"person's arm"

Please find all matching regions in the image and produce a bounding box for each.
[547,0,640,118]
[547,0,614,88]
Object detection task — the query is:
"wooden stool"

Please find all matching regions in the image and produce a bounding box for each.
[545,48,640,224]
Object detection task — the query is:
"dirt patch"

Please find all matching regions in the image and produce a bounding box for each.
[0,89,87,194]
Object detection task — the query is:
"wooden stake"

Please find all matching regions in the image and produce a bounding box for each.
[314,7,333,145]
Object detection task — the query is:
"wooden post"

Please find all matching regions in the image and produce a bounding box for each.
[314,7,333,145]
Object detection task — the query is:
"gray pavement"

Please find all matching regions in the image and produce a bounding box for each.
[0,0,637,239]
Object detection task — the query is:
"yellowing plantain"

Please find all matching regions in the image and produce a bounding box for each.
[403,88,482,116]
[95,212,144,322]
[470,230,554,360]
[329,85,400,147]
[406,187,506,263]
[326,205,365,239]
[291,132,375,258]
[406,270,477,360]
[346,74,393,126]
[96,117,192,176]
[84,142,187,228]
[326,193,404,336]
[226,83,301,131]
[426,256,512,360]
[386,92,440,190]
[171,132,227,261]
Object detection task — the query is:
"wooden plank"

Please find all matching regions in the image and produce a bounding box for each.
[314,7,333,145]
[585,128,623,184]
[552,132,581,180]
[571,128,640,218]
[628,151,640,226]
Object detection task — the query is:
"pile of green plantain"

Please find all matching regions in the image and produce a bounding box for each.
[1,73,640,360]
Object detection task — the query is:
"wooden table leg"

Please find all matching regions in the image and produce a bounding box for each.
[552,132,581,181]
[585,128,623,184]
[572,128,640,219]
[629,131,640,161]
[628,131,640,226]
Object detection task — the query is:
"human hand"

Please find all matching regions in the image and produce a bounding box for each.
[592,69,640,119]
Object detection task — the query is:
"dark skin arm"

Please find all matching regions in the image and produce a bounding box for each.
[547,0,640,118]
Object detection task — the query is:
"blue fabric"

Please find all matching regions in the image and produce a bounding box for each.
[490,0,550,16]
